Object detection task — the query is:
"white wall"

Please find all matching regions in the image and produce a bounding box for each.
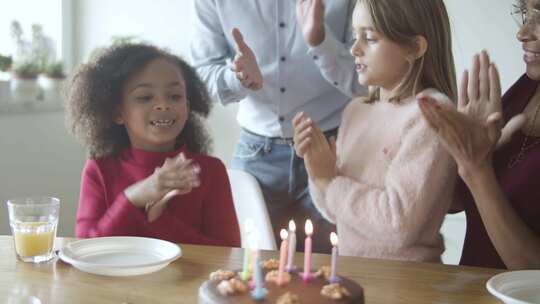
[0,1,524,264]
[447,0,523,91]
[0,111,86,237]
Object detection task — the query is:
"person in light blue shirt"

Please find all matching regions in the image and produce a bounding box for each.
[191,0,366,253]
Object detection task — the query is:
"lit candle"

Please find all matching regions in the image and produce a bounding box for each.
[277,229,288,286]
[286,220,296,272]
[250,242,268,300]
[330,232,340,283]
[302,219,314,282]
[240,219,254,281]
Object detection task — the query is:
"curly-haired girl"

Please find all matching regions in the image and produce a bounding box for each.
[66,43,240,247]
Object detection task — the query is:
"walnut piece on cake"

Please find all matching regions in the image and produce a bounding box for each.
[276,291,301,304]
[217,278,248,296]
[209,269,236,281]
[265,269,291,284]
[321,283,351,300]
[314,266,331,281]
[261,258,280,270]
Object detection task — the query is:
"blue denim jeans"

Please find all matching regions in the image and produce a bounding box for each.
[231,128,337,254]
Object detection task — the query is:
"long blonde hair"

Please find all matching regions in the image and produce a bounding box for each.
[359,0,457,103]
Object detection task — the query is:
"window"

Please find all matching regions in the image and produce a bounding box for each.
[0,0,73,72]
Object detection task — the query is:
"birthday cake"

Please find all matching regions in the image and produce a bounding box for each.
[198,260,364,303]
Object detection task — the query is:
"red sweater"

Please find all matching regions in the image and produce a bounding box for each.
[75,146,241,247]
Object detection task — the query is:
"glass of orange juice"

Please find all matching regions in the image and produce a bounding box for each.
[7,196,60,263]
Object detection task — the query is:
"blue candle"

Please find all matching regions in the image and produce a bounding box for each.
[251,250,268,300]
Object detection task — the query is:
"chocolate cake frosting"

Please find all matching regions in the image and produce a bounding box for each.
[198,268,364,304]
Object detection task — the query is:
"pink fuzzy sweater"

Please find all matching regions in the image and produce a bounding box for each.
[310,92,456,262]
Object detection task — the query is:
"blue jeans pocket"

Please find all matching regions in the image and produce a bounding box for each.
[233,134,266,159]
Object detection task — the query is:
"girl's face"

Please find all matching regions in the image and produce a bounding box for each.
[117,58,188,152]
[517,0,540,80]
[350,2,413,95]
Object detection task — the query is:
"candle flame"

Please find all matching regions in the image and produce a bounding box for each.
[289,220,296,232]
[330,232,338,246]
[305,219,313,236]
[280,229,288,240]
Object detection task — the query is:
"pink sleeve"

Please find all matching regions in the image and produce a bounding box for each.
[75,160,146,238]
[149,159,241,247]
[324,114,456,246]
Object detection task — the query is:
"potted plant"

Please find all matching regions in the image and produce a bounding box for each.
[10,61,40,103]
[0,54,12,73]
[0,54,12,102]
[39,61,65,103]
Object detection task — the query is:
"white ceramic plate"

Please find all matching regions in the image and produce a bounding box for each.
[486,270,540,304]
[59,236,181,276]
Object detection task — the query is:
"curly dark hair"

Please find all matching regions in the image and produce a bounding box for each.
[66,43,212,159]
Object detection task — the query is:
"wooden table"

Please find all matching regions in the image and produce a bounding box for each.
[0,236,503,303]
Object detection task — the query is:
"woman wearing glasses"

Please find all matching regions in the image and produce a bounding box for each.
[417,0,540,269]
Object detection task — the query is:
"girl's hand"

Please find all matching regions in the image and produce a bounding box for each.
[124,153,200,209]
[296,0,326,47]
[292,112,314,158]
[293,112,336,189]
[306,127,337,190]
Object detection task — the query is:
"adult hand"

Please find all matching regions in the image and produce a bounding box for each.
[458,50,527,149]
[418,94,501,179]
[231,28,263,91]
[296,0,326,47]
[124,153,200,210]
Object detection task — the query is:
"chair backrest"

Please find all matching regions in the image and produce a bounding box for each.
[227,169,277,250]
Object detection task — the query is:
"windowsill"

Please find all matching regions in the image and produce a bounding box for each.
[0,101,64,115]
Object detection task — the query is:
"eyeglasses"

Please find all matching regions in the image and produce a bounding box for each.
[511,4,540,33]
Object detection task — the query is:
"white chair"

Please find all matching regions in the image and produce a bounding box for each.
[227,169,277,250]
[440,212,466,265]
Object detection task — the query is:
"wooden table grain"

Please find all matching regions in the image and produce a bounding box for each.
[0,236,503,303]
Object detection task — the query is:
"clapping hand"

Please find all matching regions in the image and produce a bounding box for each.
[296,0,326,47]
[457,51,526,148]
[231,28,263,90]
[418,51,526,179]
[292,112,337,190]
[124,153,200,221]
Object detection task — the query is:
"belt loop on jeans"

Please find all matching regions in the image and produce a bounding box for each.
[264,136,272,153]
[241,127,338,146]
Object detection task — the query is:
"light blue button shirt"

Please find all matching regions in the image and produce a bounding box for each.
[190,0,367,137]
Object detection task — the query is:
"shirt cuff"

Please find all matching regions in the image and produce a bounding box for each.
[219,68,249,104]
[307,26,339,69]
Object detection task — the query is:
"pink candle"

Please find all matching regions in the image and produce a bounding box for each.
[330,232,339,283]
[302,219,314,282]
[286,220,296,272]
[277,229,288,286]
